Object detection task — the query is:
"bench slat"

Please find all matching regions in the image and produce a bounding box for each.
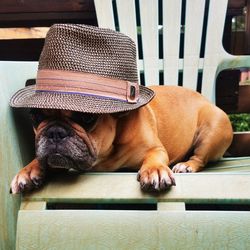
[22,171,250,204]
[16,210,250,250]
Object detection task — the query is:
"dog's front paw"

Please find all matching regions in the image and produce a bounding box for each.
[10,169,44,194]
[10,160,44,194]
[137,166,176,192]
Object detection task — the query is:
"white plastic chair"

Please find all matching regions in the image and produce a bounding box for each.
[94,0,250,103]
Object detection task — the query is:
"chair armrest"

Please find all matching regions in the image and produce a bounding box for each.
[216,55,250,77]
[0,61,37,250]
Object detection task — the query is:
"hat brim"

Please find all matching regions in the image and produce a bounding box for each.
[10,85,155,113]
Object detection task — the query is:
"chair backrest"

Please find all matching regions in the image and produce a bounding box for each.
[94,0,233,102]
[0,61,37,250]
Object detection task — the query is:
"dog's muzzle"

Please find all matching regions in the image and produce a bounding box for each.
[45,125,69,143]
[36,123,97,171]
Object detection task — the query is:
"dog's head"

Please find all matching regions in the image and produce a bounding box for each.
[30,108,120,171]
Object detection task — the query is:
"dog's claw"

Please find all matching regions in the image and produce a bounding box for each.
[19,181,33,193]
[170,175,176,186]
[137,167,175,192]
[32,177,43,187]
[159,179,168,190]
[157,181,171,191]
[137,171,141,181]
[141,182,158,192]
[19,182,25,191]
[141,182,149,191]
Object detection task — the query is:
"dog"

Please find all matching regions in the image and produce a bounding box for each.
[10,85,233,194]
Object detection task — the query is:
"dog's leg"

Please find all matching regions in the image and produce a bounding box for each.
[137,146,176,192]
[172,108,233,173]
[10,158,44,194]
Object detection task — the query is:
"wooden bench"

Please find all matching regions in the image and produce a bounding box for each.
[1,0,250,249]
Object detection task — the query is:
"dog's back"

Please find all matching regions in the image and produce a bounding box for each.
[148,85,233,166]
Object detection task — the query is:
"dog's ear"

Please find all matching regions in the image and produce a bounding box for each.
[111,111,130,119]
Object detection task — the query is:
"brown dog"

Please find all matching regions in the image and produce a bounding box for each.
[10,85,233,194]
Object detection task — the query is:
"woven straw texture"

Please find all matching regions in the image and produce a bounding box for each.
[39,24,138,82]
[10,24,155,113]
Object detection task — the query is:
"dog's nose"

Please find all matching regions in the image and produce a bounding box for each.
[46,126,69,142]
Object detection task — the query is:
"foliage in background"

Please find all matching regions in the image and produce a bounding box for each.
[229,113,250,132]
[232,16,246,32]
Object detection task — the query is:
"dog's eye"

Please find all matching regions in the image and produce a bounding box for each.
[82,114,99,124]
[72,113,100,131]
[29,109,46,127]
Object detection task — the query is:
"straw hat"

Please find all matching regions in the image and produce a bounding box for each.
[10,24,155,113]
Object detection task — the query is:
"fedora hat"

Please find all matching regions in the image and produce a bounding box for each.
[10,24,155,113]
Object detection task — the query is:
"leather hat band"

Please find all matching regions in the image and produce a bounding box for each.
[36,69,139,103]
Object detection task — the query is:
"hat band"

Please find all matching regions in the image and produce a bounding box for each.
[36,69,139,103]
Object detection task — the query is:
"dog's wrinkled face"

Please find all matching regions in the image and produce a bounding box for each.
[30,108,117,171]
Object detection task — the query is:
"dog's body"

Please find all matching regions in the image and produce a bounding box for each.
[10,86,233,193]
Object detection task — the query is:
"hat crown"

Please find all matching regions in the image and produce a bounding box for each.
[39,24,138,83]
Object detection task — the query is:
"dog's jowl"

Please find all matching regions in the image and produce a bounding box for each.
[9,24,233,194]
